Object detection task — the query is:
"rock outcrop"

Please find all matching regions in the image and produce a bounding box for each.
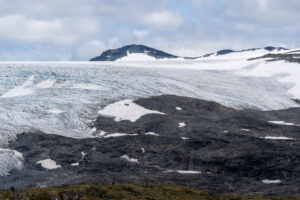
[2,95,299,196]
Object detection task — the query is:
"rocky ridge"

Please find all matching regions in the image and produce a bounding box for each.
[1,95,299,196]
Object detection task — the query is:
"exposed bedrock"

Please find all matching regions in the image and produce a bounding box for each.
[2,95,299,196]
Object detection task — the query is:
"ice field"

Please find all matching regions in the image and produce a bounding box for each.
[0,50,299,176]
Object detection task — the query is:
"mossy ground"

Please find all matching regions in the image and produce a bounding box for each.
[0,184,299,200]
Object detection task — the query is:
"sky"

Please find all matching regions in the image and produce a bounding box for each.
[0,0,299,61]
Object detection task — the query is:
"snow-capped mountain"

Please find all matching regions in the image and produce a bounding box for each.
[202,46,288,58]
[89,44,179,61]
[90,44,289,61]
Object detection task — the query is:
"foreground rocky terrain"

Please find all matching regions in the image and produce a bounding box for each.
[1,95,299,196]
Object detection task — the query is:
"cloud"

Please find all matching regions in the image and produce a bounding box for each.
[133,30,150,39]
[0,0,299,60]
[141,11,184,29]
[0,15,99,45]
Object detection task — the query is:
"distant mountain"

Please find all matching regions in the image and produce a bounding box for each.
[203,46,288,57]
[90,44,178,61]
[89,44,289,61]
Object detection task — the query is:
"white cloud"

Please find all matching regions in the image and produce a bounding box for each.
[76,40,105,60]
[0,0,299,60]
[141,11,184,29]
[0,15,99,45]
[134,30,150,39]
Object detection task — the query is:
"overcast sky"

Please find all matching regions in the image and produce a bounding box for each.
[0,0,299,61]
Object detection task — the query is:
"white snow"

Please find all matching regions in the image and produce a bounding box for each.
[178,122,186,128]
[71,162,79,166]
[70,152,87,167]
[0,75,35,98]
[116,52,157,61]
[98,99,165,122]
[176,170,201,174]
[36,159,61,170]
[48,109,65,114]
[268,121,300,126]
[98,130,107,137]
[120,155,138,163]
[165,169,201,174]
[0,148,23,176]
[89,127,97,134]
[141,147,145,153]
[263,136,295,140]
[35,79,56,88]
[103,133,138,138]
[238,60,300,99]
[144,132,159,136]
[241,129,250,132]
[176,107,182,110]
[72,83,103,90]
[0,49,299,176]
[224,130,228,133]
[181,137,189,140]
[262,179,282,184]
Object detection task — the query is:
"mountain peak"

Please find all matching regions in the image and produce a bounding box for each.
[90,44,178,61]
[89,44,289,61]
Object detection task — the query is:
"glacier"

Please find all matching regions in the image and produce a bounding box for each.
[0,54,299,176]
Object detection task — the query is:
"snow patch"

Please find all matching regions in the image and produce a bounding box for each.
[116,52,157,61]
[178,122,186,128]
[144,132,159,136]
[176,170,201,174]
[89,127,97,134]
[268,121,300,126]
[0,148,23,176]
[165,169,201,174]
[48,109,65,114]
[103,133,138,138]
[37,159,61,170]
[262,179,282,184]
[0,75,35,98]
[98,99,165,122]
[263,136,295,140]
[238,60,300,99]
[98,130,107,137]
[70,152,87,167]
[141,147,145,153]
[71,162,79,166]
[176,107,182,111]
[35,79,56,88]
[241,129,250,132]
[120,155,138,163]
[181,137,189,140]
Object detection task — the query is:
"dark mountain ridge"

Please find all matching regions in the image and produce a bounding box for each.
[89,44,288,61]
[90,44,178,61]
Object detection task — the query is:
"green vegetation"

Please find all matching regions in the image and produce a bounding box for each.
[0,184,299,200]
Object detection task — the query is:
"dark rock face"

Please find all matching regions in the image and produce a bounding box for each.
[249,50,300,64]
[264,46,288,51]
[2,95,300,196]
[214,46,288,56]
[216,49,235,55]
[89,44,178,61]
[209,46,288,57]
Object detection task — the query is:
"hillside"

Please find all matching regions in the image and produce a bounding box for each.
[1,184,299,200]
